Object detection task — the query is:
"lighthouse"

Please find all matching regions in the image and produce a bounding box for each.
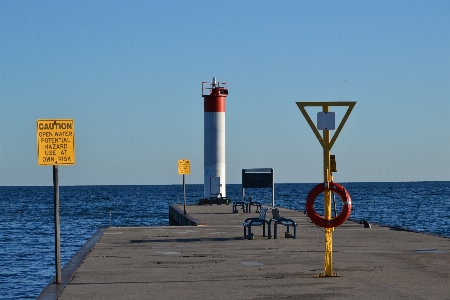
[202,78,228,200]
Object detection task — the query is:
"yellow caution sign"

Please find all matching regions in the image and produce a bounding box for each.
[37,119,75,165]
[178,159,190,175]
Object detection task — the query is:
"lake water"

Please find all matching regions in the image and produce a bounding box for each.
[0,182,449,299]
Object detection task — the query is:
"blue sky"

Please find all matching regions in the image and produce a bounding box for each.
[1,0,449,186]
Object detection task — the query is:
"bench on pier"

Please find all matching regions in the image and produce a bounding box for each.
[270,208,297,239]
[233,201,248,213]
[242,207,271,240]
[247,196,262,213]
[208,193,230,205]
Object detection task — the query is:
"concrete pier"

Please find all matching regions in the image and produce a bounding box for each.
[52,205,448,299]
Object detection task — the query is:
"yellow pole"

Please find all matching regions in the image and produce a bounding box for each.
[296,101,356,278]
[322,105,335,277]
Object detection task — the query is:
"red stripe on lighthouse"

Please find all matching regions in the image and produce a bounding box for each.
[204,96,226,112]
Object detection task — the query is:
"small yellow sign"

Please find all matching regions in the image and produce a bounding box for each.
[178,159,190,175]
[330,155,337,172]
[37,119,75,165]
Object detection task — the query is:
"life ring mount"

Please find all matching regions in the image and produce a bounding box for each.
[305,182,352,228]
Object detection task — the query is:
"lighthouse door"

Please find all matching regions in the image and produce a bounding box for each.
[210,177,221,196]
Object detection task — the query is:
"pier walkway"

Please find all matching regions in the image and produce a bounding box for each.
[52,205,448,300]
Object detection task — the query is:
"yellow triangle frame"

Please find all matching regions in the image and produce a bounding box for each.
[296,102,356,151]
[296,101,356,277]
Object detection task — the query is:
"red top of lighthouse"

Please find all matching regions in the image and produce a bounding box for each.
[202,77,228,113]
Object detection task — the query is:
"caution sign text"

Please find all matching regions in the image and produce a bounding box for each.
[37,119,75,165]
[178,160,190,175]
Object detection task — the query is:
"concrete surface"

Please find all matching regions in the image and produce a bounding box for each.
[56,205,449,300]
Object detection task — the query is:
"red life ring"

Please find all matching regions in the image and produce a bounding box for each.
[305,182,352,228]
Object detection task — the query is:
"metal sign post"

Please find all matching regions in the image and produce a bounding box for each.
[37,119,75,284]
[183,174,186,214]
[53,165,61,283]
[178,160,191,214]
[296,102,356,277]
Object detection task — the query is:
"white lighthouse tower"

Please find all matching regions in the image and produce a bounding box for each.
[202,78,228,201]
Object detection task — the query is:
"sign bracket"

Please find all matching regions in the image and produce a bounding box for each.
[296,102,356,151]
